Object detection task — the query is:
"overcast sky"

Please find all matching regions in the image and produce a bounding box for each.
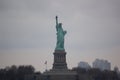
[0,0,120,72]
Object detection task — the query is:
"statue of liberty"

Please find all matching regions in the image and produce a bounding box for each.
[55,16,67,50]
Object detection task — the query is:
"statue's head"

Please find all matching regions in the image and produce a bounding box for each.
[59,23,62,27]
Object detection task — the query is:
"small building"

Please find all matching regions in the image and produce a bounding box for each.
[78,61,91,70]
[93,59,111,71]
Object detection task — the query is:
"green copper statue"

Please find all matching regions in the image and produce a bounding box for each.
[55,16,67,50]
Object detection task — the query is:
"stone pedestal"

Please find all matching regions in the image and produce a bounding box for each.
[52,50,67,70]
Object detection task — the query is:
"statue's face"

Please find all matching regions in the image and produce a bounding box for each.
[59,23,62,27]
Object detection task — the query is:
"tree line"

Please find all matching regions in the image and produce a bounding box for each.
[0,65,38,80]
[0,65,120,80]
[72,67,120,80]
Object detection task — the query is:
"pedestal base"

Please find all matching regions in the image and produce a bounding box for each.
[43,70,77,80]
[52,50,67,70]
[42,50,78,80]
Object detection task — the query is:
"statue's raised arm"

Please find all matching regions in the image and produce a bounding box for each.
[56,16,59,32]
[56,16,58,25]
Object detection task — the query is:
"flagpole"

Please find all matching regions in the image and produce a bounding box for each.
[45,61,47,72]
[46,63,47,72]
